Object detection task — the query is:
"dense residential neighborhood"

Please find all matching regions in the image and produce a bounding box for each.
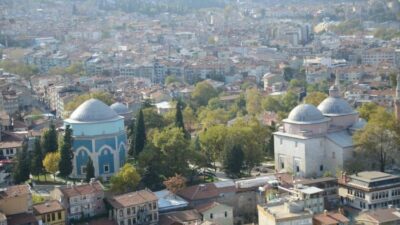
[1,0,400,224]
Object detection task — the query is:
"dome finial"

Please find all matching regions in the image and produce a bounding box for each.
[329,74,340,98]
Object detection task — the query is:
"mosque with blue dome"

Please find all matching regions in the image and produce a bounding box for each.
[64,99,131,180]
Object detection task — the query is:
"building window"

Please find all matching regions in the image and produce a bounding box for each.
[119,209,123,217]
[153,202,157,210]
[132,218,137,224]
[320,165,323,171]
[127,208,131,215]
[104,165,110,173]
[47,214,50,222]
[120,221,125,225]
[296,165,300,172]
[58,212,62,220]
[281,162,285,169]
[52,213,55,221]
[225,211,228,217]
[210,213,213,219]
[128,219,132,225]
[81,166,87,174]
[132,207,136,214]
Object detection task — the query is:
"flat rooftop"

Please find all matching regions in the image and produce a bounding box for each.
[259,203,312,220]
[351,171,399,182]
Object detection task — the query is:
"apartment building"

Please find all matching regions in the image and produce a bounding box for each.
[107,189,158,225]
[338,171,400,211]
[50,180,105,221]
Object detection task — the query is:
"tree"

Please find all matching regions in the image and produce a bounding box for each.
[304,92,328,106]
[134,109,146,157]
[163,174,187,194]
[137,144,167,190]
[127,119,136,157]
[41,121,58,154]
[183,106,197,132]
[13,143,30,184]
[142,107,165,129]
[110,164,141,194]
[223,144,244,177]
[191,81,218,107]
[175,101,189,139]
[58,125,74,178]
[199,125,227,170]
[283,67,295,82]
[165,75,179,85]
[43,152,60,182]
[246,88,262,116]
[352,109,398,172]
[152,127,191,176]
[31,138,44,178]
[85,158,95,182]
[358,102,380,121]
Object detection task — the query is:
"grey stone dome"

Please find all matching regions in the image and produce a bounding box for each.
[287,104,326,123]
[69,99,119,122]
[110,102,129,115]
[317,97,354,115]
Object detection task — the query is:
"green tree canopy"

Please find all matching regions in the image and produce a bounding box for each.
[191,81,218,107]
[58,125,74,178]
[85,158,95,182]
[13,143,30,184]
[31,138,44,177]
[134,109,146,157]
[41,121,58,154]
[110,164,141,194]
[304,92,328,106]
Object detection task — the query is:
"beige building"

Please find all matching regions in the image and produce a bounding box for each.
[195,202,233,225]
[257,201,313,225]
[50,181,105,221]
[107,189,158,225]
[33,200,66,225]
[0,184,32,215]
[355,208,400,225]
[338,171,400,211]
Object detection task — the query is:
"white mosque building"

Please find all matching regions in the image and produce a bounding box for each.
[274,80,366,178]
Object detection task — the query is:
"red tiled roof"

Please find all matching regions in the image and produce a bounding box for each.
[7,213,38,225]
[159,210,201,225]
[33,200,64,214]
[0,184,30,200]
[177,183,235,201]
[108,189,157,209]
[195,201,221,213]
[59,181,104,198]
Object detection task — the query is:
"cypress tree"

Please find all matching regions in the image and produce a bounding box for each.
[175,101,189,139]
[134,109,146,157]
[31,138,43,178]
[13,142,30,184]
[58,125,74,178]
[223,144,244,178]
[127,119,136,157]
[42,121,58,154]
[85,158,95,182]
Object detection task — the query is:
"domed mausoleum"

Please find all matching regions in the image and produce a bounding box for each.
[274,77,364,178]
[110,102,132,122]
[64,99,127,179]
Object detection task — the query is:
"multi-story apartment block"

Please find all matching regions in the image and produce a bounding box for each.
[362,48,396,66]
[107,189,158,225]
[24,50,71,73]
[338,171,400,211]
[50,180,105,221]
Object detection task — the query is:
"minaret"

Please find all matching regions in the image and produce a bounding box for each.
[395,74,400,120]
